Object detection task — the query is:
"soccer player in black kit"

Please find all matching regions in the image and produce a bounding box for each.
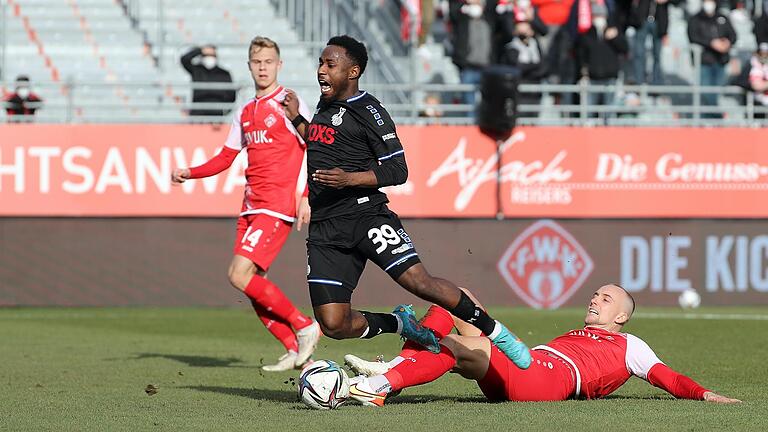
[282,35,530,369]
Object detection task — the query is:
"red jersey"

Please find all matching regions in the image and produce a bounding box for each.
[534,326,665,399]
[222,86,312,222]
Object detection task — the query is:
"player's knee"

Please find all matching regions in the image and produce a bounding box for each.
[316,320,346,340]
[314,314,350,340]
[227,265,251,291]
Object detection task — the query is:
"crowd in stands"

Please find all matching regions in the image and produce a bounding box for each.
[416,0,768,118]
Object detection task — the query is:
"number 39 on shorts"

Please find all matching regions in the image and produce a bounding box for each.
[368,224,401,254]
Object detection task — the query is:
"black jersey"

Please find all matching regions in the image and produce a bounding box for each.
[307,91,408,221]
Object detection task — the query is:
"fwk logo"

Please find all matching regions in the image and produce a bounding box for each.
[497,220,593,309]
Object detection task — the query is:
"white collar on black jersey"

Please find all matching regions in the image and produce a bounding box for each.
[346,91,367,102]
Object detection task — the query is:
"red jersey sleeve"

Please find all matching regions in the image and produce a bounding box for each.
[647,363,709,400]
[188,103,246,178]
[188,147,240,178]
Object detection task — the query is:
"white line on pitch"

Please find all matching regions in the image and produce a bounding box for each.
[636,312,768,321]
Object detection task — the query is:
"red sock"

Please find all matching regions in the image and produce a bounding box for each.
[399,305,455,358]
[244,274,312,331]
[251,299,298,352]
[384,345,456,391]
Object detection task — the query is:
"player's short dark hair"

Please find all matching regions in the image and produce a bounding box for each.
[326,35,368,76]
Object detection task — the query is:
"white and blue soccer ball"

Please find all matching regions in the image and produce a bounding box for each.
[678,289,702,309]
[298,360,350,410]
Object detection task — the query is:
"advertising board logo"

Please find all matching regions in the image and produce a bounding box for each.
[497,220,594,309]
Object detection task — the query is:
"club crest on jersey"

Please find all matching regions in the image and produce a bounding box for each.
[264,113,277,128]
[497,220,594,310]
[331,107,346,126]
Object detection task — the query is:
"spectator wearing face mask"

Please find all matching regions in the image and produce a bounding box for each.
[749,43,768,116]
[576,4,628,118]
[3,75,43,122]
[688,0,737,119]
[180,45,237,119]
[628,0,682,85]
[496,0,549,37]
[498,16,548,117]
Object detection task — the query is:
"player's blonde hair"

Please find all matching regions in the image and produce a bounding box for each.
[249,36,280,58]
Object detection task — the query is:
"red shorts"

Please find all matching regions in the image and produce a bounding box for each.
[234,213,292,270]
[477,348,576,402]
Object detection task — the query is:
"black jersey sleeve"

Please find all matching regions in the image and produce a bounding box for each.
[353,100,408,187]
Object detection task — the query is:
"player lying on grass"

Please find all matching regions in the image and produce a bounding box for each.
[281,34,530,370]
[172,36,320,371]
[344,284,741,406]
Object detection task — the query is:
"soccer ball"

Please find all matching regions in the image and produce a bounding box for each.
[678,289,701,309]
[297,360,350,410]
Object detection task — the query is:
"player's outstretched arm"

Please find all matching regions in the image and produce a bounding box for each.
[171,146,239,183]
[646,363,741,403]
[171,168,191,184]
[703,391,742,404]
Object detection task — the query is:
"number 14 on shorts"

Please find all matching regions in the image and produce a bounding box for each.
[241,226,264,252]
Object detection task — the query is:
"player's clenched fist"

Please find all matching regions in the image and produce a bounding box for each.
[282,89,299,120]
[171,168,191,184]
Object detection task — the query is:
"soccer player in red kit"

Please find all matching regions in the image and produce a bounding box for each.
[172,36,321,372]
[345,284,740,406]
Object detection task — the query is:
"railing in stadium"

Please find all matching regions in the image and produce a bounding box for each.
[2,80,767,126]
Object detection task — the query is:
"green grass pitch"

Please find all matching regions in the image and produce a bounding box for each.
[1,306,766,431]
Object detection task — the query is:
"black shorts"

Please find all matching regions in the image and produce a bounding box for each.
[307,204,421,306]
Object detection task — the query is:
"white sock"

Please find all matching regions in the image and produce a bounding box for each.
[488,320,503,340]
[388,356,405,368]
[391,313,403,335]
[366,375,392,394]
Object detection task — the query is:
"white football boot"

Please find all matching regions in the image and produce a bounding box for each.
[344,354,392,376]
[348,376,387,407]
[262,351,298,372]
[295,320,321,367]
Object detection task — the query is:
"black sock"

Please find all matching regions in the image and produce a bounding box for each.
[359,311,399,339]
[449,292,497,336]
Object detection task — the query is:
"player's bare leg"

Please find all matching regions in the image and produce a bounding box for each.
[312,301,438,352]
[395,264,531,368]
[347,290,483,377]
[228,255,320,369]
[440,335,492,381]
[349,306,488,406]
[312,303,370,339]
